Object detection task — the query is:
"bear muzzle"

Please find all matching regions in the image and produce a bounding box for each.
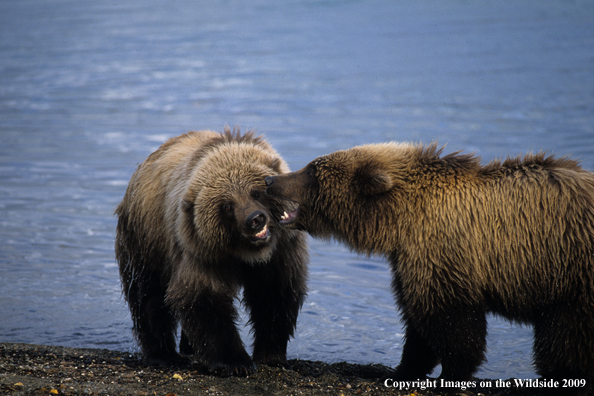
[265,176,300,226]
[246,210,270,241]
[264,176,276,187]
[280,208,299,225]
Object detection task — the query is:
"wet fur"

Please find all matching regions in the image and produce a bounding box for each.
[115,128,308,376]
[265,142,594,394]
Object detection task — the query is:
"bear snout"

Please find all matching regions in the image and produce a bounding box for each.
[246,210,270,241]
[265,175,284,198]
[264,176,275,187]
[246,210,267,230]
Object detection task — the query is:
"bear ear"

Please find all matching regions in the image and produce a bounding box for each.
[181,197,194,214]
[357,165,393,196]
[268,156,283,173]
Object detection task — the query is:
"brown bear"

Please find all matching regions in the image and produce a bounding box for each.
[115,128,308,376]
[265,142,594,394]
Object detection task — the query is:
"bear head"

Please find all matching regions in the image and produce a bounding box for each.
[264,143,413,250]
[178,139,295,265]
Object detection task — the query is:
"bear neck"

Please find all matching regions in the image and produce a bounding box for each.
[322,142,484,257]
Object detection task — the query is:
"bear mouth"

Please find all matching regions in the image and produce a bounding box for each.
[279,207,299,225]
[250,224,270,242]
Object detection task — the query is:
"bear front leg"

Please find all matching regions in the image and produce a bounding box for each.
[394,306,487,381]
[172,290,256,377]
[243,256,307,369]
[427,306,487,381]
[392,324,440,380]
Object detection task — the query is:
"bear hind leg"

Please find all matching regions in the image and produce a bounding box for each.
[116,221,180,365]
[124,270,180,365]
[533,306,594,396]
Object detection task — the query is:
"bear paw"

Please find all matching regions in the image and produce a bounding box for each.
[208,359,257,377]
[255,356,291,370]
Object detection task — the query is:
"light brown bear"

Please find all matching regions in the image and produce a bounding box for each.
[115,128,308,376]
[265,142,594,394]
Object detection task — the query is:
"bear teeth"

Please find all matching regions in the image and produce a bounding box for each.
[255,224,268,239]
[281,211,289,220]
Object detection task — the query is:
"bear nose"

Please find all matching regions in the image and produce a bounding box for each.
[264,176,275,187]
[246,210,267,230]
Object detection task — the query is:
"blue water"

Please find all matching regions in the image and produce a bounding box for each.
[1,0,593,380]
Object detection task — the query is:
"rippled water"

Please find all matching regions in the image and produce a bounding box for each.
[1,0,593,380]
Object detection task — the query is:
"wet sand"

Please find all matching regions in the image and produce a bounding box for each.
[0,343,543,396]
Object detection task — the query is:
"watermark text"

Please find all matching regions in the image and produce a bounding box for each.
[384,378,588,391]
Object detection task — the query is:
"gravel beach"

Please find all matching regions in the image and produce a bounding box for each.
[0,343,544,396]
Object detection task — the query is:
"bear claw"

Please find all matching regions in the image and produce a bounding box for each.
[209,360,257,377]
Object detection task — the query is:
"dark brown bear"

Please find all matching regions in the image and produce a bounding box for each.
[265,142,594,394]
[115,129,308,376]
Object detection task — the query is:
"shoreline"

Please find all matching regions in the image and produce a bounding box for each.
[0,343,539,395]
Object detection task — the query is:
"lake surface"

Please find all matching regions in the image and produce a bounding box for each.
[1,0,593,380]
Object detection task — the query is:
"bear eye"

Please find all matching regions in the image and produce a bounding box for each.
[222,203,233,213]
[306,165,316,178]
[251,190,261,200]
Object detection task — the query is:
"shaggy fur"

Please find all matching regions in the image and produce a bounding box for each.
[265,142,594,394]
[115,128,308,376]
